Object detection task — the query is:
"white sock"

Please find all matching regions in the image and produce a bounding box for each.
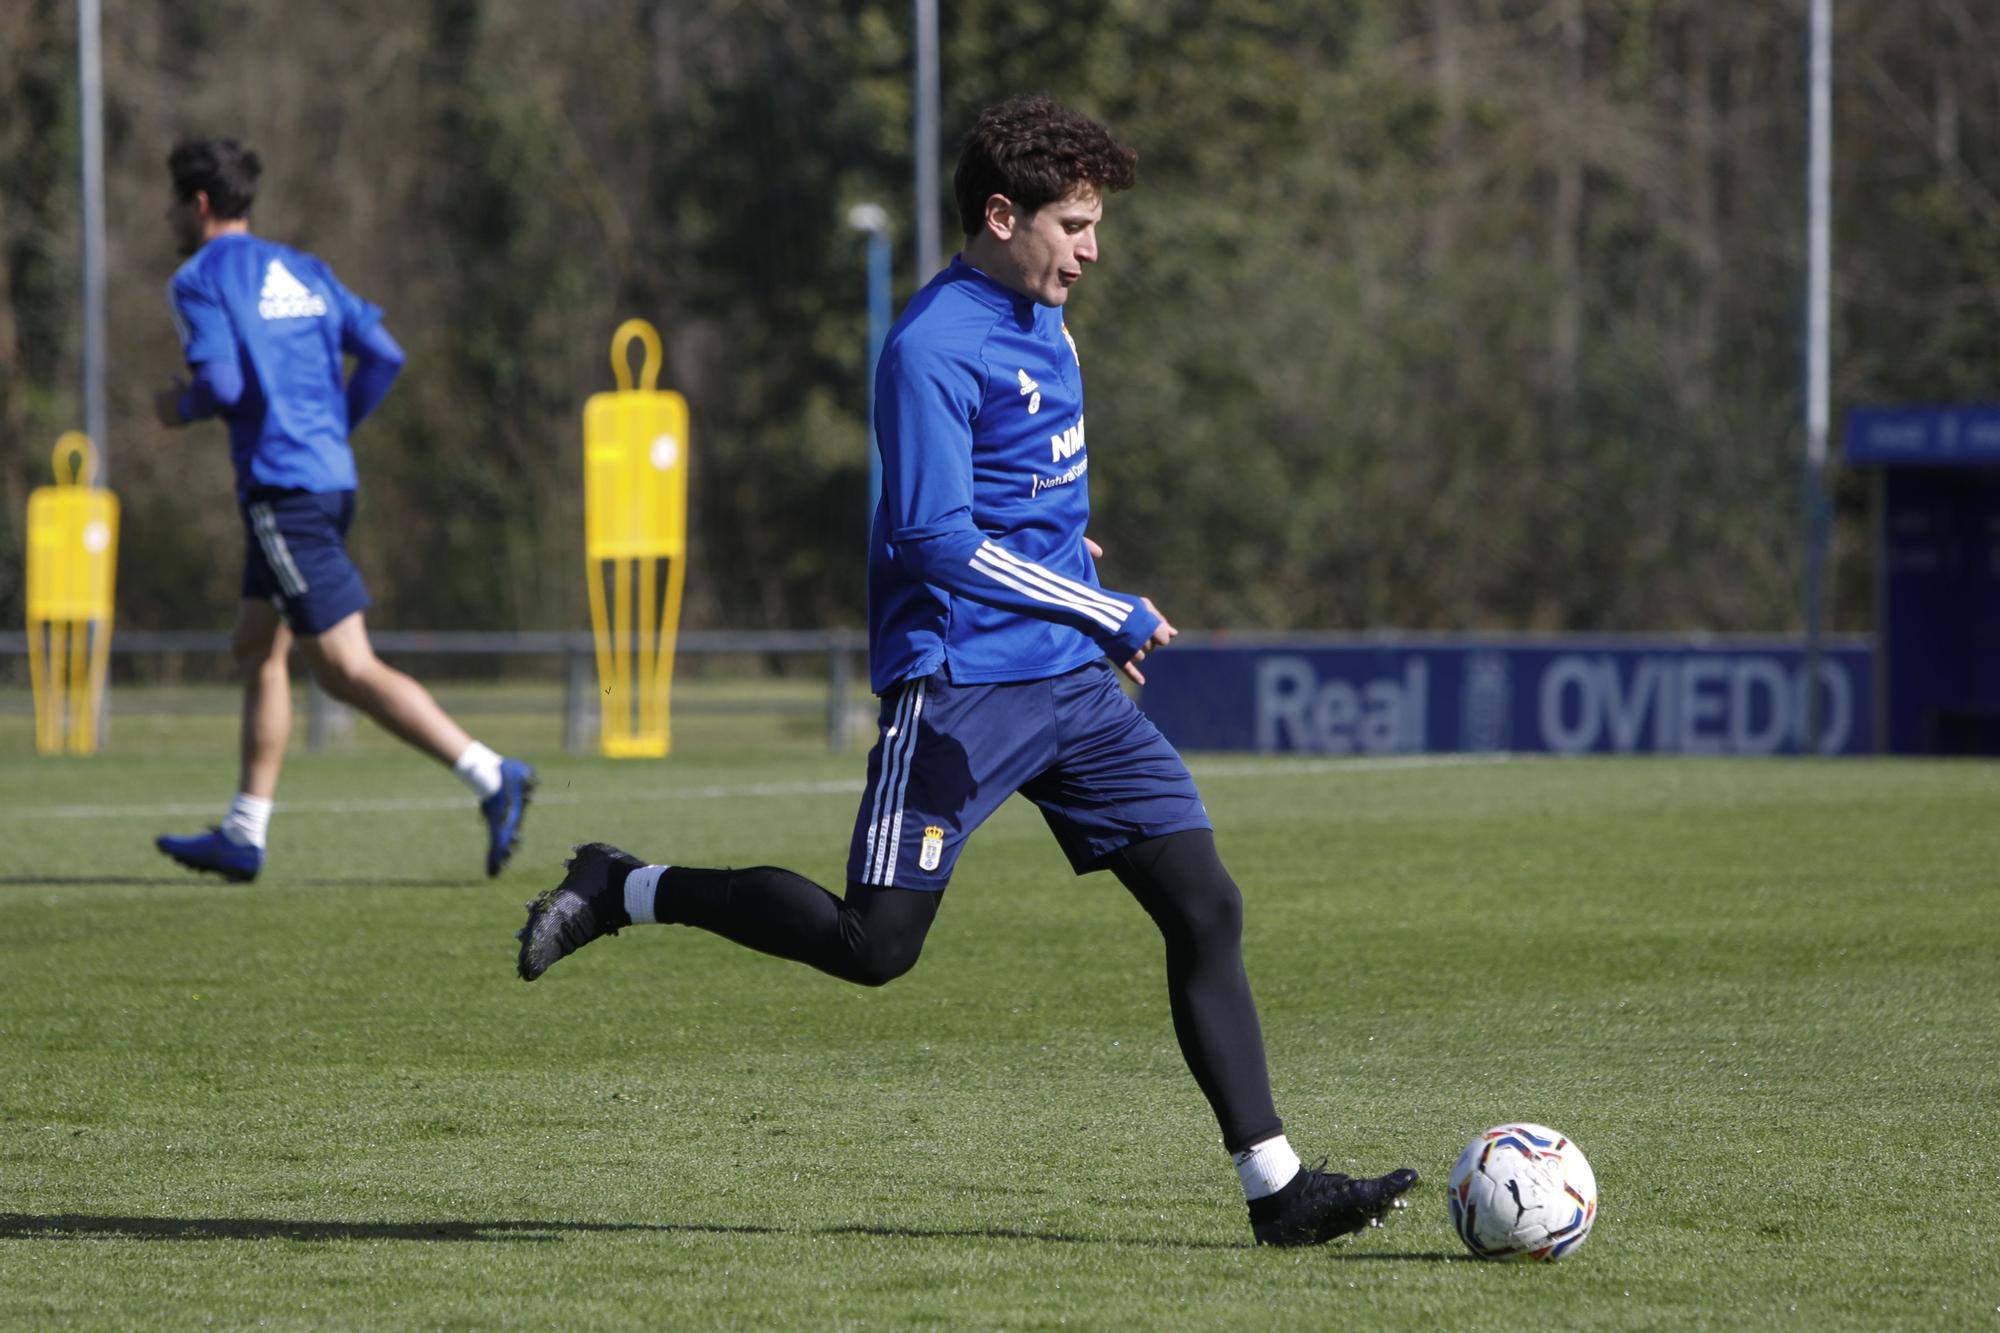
[1233,1134,1303,1202]
[453,741,505,800]
[624,865,668,925]
[220,793,273,850]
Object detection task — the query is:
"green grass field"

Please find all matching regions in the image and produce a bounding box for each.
[1,692,1996,1329]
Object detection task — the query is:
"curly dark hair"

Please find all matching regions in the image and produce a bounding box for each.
[168,138,262,219]
[952,95,1137,237]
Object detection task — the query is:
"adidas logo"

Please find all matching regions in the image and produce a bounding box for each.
[257,259,328,320]
[1017,368,1041,415]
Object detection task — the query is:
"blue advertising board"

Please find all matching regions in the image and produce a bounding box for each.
[1139,637,1875,756]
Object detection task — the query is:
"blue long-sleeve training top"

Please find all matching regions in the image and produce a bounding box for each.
[169,232,402,500]
[866,256,1160,693]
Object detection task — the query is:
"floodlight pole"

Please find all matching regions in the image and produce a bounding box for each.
[847,203,893,525]
[913,0,942,286]
[1801,0,1832,754]
[78,0,109,474]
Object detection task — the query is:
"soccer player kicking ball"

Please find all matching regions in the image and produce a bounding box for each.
[152,138,534,884]
[517,96,1416,1246]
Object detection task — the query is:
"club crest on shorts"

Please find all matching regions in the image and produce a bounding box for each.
[919,825,945,872]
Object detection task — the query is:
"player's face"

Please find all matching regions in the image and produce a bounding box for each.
[1004,187,1102,307]
[165,189,207,256]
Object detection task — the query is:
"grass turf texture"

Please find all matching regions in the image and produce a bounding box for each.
[0,713,1995,1328]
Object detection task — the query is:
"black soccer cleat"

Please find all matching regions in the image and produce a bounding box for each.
[1249,1162,1420,1247]
[515,842,643,981]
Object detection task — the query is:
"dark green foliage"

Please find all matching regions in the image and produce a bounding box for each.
[2,1,1996,636]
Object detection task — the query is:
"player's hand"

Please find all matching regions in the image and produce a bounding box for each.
[1086,539,1172,683]
[1118,597,1176,686]
[153,379,188,428]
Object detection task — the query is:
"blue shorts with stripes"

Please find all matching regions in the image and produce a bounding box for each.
[240,488,372,635]
[846,659,1213,892]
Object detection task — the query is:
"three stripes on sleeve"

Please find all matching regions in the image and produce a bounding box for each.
[967,540,1133,636]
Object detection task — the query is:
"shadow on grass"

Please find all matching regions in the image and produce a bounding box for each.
[286,877,476,890]
[0,876,191,888]
[0,1214,762,1244]
[818,1224,1458,1257]
[0,1212,1460,1258]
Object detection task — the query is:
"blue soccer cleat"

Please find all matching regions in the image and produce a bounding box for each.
[156,827,264,884]
[481,758,537,877]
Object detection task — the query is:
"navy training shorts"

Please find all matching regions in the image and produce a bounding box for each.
[239,488,373,635]
[846,659,1213,891]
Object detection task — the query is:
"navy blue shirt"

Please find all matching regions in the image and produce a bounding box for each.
[868,257,1160,692]
[169,233,394,499]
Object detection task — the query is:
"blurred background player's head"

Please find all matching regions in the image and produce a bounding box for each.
[166,137,261,254]
[952,95,1136,239]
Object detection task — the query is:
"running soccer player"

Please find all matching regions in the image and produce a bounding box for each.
[151,137,534,884]
[515,96,1416,1246]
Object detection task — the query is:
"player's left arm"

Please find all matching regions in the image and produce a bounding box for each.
[329,269,402,431]
[1082,535,1177,684]
[342,321,405,430]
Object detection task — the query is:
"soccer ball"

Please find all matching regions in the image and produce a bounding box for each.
[1447,1123,1598,1262]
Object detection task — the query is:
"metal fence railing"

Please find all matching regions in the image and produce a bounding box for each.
[0,628,870,754]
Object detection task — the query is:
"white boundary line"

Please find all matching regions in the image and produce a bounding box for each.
[0,754,1517,822]
[1191,753,1518,779]
[0,779,866,822]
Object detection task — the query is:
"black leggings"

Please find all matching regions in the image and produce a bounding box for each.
[655,865,940,987]
[653,827,1282,1151]
[1101,829,1283,1152]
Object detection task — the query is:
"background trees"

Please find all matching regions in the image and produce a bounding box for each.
[3,0,1995,638]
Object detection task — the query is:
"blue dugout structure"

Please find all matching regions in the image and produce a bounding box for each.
[1846,405,2000,755]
